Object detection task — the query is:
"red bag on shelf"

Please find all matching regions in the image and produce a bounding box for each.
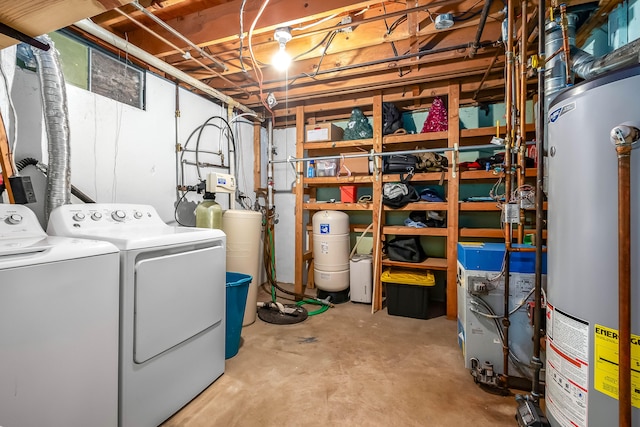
[421,97,448,133]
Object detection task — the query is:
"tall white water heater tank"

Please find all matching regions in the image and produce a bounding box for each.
[312,211,350,292]
[546,65,640,427]
[222,209,263,326]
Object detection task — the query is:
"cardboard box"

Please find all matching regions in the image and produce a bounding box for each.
[340,152,371,175]
[305,123,344,142]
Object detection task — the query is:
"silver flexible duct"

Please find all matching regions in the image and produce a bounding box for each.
[32,35,71,220]
[572,37,640,79]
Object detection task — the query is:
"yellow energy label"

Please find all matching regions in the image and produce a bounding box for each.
[593,324,640,408]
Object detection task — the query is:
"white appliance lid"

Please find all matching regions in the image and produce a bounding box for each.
[0,235,119,268]
[47,203,225,250]
[61,225,225,250]
[0,204,118,267]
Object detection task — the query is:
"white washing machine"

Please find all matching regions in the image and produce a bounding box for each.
[0,204,119,427]
[48,203,227,427]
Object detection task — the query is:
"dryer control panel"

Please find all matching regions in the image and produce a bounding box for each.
[47,203,223,251]
[47,204,166,233]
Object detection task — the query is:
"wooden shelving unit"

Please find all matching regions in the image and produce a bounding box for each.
[294,83,541,318]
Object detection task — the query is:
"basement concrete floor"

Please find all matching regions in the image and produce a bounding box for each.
[161,288,519,427]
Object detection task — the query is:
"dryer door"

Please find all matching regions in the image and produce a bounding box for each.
[134,242,225,363]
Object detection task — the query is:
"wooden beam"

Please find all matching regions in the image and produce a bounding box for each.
[0,112,15,203]
[0,0,130,50]
[446,80,460,320]
[372,93,384,312]
[236,54,501,105]
[121,0,382,57]
[576,0,624,47]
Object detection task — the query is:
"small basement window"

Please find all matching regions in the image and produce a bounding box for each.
[89,49,144,109]
[19,31,146,110]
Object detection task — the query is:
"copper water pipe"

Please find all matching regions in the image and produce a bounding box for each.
[501,0,516,384]
[472,49,501,101]
[613,126,635,427]
[559,4,572,85]
[517,0,529,243]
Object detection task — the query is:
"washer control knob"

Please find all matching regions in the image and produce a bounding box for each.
[91,212,103,221]
[111,210,127,221]
[6,214,22,225]
[133,211,143,219]
[72,213,86,222]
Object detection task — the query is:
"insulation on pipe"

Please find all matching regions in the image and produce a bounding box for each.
[32,35,71,220]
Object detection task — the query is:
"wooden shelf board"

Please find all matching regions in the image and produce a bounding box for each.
[383,131,448,144]
[303,138,373,150]
[382,172,447,182]
[459,168,537,180]
[384,202,448,211]
[458,201,548,211]
[458,228,546,238]
[383,226,448,236]
[306,223,374,233]
[303,202,372,211]
[460,124,535,138]
[459,202,500,211]
[382,257,448,270]
[305,175,374,185]
[458,228,506,238]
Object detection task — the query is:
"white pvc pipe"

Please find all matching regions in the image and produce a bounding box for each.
[267,119,274,210]
[74,19,258,116]
[227,104,236,210]
[130,0,227,72]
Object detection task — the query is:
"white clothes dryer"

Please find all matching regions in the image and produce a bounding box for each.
[0,204,119,427]
[48,203,226,427]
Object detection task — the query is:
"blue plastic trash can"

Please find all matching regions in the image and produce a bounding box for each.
[225,272,251,359]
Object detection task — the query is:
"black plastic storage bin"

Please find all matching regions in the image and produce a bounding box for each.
[385,283,430,319]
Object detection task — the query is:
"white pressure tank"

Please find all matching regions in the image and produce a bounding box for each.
[312,210,350,292]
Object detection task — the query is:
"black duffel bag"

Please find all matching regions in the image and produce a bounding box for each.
[383,154,418,174]
[383,235,426,263]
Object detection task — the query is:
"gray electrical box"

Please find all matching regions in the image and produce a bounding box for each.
[9,176,37,204]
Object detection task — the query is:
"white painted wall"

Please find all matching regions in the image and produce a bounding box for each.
[7,65,255,229]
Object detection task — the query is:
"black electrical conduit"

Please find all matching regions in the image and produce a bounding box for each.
[469,0,493,58]
[531,0,546,404]
[16,157,95,203]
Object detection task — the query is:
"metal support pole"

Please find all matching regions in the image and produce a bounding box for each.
[531,0,546,403]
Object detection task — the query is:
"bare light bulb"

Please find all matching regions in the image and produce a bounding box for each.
[272,44,291,71]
